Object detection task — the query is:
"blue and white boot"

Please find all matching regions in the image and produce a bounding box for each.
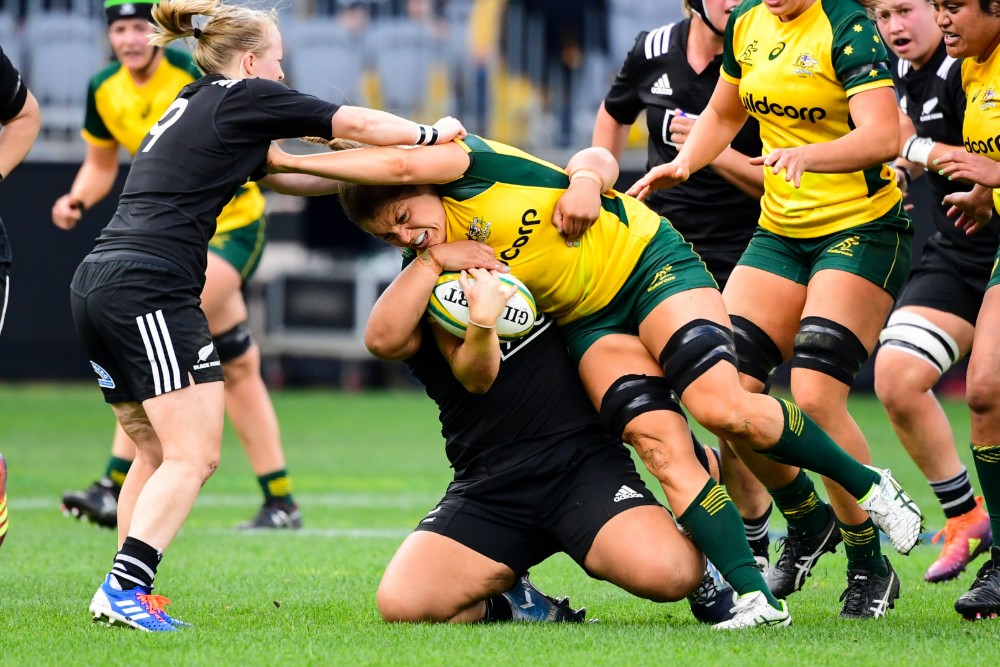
[501,573,587,622]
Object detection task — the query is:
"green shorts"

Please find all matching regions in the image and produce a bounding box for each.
[562,220,719,363]
[988,253,1000,290]
[207,215,267,282]
[737,203,912,300]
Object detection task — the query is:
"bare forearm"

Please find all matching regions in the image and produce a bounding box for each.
[449,326,501,393]
[259,172,342,196]
[710,147,764,199]
[0,92,40,180]
[365,253,441,359]
[677,105,744,174]
[801,124,896,174]
[70,160,119,209]
[591,105,631,162]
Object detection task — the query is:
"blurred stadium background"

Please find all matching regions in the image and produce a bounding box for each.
[0,0,951,394]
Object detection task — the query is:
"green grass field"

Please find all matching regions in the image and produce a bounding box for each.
[2,384,998,665]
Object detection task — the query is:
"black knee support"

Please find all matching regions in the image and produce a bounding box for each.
[791,316,868,386]
[658,319,736,396]
[731,315,782,384]
[599,374,684,439]
[214,321,254,363]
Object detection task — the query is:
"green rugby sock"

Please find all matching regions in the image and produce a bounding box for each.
[259,469,294,506]
[679,479,781,609]
[770,470,831,535]
[758,398,881,499]
[838,518,887,576]
[971,444,1000,541]
[104,456,132,490]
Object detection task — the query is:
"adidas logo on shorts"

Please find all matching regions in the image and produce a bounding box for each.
[613,485,643,503]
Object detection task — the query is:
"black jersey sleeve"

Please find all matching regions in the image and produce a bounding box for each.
[218,78,340,143]
[602,32,648,125]
[945,58,967,121]
[0,46,28,123]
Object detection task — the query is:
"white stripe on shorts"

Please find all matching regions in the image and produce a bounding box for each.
[0,275,8,336]
[135,309,181,396]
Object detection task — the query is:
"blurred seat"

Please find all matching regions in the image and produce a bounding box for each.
[282,16,371,106]
[0,13,19,67]
[23,13,106,140]
[368,17,450,121]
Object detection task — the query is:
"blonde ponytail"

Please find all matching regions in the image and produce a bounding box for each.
[150,0,279,75]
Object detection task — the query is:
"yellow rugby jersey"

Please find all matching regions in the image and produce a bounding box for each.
[961,49,1000,213]
[436,136,663,325]
[82,48,264,234]
[721,0,901,237]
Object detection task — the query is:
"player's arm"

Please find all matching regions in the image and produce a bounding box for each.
[553,147,619,243]
[267,140,471,185]
[365,241,501,360]
[52,143,120,230]
[432,269,516,394]
[330,108,466,147]
[896,108,963,172]
[0,88,40,182]
[591,102,632,161]
[258,172,343,196]
[752,87,899,188]
[627,79,748,200]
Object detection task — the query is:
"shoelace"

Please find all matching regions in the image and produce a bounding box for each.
[969,559,1000,591]
[136,593,173,621]
[931,511,984,548]
[838,575,873,615]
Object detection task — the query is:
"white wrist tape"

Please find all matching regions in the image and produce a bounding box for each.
[902,134,935,167]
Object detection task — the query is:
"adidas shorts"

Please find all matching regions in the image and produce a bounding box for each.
[414,432,662,576]
[70,257,224,404]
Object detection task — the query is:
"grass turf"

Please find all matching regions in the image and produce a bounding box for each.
[1,384,998,665]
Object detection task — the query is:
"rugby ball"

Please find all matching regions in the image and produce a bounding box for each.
[427,271,537,341]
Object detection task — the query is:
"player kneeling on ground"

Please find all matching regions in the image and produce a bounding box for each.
[367,243,735,625]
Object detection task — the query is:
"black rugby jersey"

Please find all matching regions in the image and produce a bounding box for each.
[89,75,338,283]
[895,43,999,265]
[603,19,762,252]
[0,44,28,268]
[0,45,27,124]
[405,312,603,478]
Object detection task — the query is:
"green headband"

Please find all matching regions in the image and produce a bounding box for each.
[104,0,158,25]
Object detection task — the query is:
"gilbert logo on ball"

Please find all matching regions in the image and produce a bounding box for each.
[428,272,537,341]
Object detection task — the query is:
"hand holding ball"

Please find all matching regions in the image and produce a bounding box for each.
[428,271,537,341]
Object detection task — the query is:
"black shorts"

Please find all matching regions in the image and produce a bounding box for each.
[698,247,745,292]
[0,261,8,337]
[0,218,10,337]
[414,433,663,577]
[70,257,224,404]
[895,239,991,325]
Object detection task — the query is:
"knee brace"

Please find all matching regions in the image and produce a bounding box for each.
[214,321,254,363]
[599,374,684,440]
[658,319,736,396]
[791,316,868,385]
[878,310,961,375]
[731,315,783,384]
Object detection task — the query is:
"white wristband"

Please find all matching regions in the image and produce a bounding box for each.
[414,124,439,146]
[902,134,936,167]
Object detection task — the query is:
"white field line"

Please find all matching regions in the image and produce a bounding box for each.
[10,491,439,512]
